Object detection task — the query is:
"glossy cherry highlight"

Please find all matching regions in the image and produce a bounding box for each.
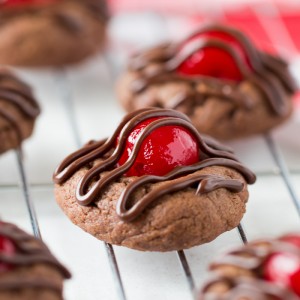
[176,29,253,81]
[0,235,16,272]
[117,117,199,177]
[264,252,300,296]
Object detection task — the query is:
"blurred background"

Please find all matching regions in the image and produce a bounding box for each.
[107,0,300,108]
[1,1,300,300]
[108,0,300,53]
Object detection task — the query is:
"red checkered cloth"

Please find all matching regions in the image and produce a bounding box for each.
[109,0,300,56]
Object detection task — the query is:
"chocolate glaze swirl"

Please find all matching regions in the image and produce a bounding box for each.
[0,221,71,294]
[128,24,297,117]
[0,69,40,146]
[53,108,256,222]
[199,235,300,300]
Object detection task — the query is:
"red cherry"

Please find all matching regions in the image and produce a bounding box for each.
[264,252,300,296]
[280,234,300,249]
[117,117,199,177]
[176,30,252,81]
[0,235,16,272]
[0,0,58,8]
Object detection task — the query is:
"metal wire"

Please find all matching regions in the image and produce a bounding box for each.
[177,250,195,292]
[56,71,81,148]
[264,133,300,216]
[15,148,41,239]
[56,69,127,300]
[105,243,127,300]
[253,0,300,217]
[237,223,248,244]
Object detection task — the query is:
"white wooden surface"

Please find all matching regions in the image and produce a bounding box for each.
[1,14,300,300]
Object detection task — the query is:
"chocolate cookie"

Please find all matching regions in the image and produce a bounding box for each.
[53,108,256,251]
[0,0,108,67]
[0,69,40,155]
[0,221,71,300]
[117,24,297,140]
[198,233,300,299]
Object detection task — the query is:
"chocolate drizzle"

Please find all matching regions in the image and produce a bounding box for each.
[53,108,256,222]
[200,276,298,300]
[128,24,297,117]
[0,69,40,147]
[199,236,300,300]
[0,222,71,293]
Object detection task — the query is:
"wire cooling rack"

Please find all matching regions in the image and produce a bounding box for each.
[1,5,300,300]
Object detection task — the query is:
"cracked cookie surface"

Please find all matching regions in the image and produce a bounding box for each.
[55,164,249,251]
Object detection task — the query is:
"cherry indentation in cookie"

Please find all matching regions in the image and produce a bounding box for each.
[280,234,300,249]
[0,235,16,272]
[1,0,58,7]
[264,252,300,296]
[176,30,253,81]
[117,117,199,177]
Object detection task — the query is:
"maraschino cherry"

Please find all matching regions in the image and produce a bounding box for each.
[0,0,58,8]
[280,234,300,249]
[176,29,253,81]
[117,117,199,177]
[0,235,16,272]
[264,234,300,296]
